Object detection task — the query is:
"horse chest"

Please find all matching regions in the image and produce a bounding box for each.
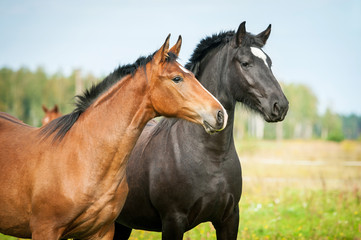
[64,177,128,238]
[185,158,241,223]
[194,157,237,193]
[199,170,231,204]
[187,176,237,227]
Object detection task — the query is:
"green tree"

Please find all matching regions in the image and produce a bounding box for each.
[341,114,361,140]
[0,67,99,126]
[273,83,318,139]
[321,107,344,142]
[0,67,14,112]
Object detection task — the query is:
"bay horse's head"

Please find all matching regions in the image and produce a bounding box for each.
[42,104,61,125]
[149,35,227,134]
[229,22,289,122]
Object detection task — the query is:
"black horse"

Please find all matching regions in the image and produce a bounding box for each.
[113,22,289,240]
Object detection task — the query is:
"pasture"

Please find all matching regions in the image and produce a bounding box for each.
[1,140,360,239]
[128,140,361,239]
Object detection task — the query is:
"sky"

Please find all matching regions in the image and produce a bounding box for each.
[0,0,360,115]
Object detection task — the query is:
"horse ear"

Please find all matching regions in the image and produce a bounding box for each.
[169,35,182,57]
[42,105,48,113]
[53,104,59,113]
[257,24,271,46]
[236,21,246,46]
[154,34,171,63]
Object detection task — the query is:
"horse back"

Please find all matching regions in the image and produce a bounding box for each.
[0,112,33,130]
[0,112,36,156]
[0,112,40,189]
[0,112,37,181]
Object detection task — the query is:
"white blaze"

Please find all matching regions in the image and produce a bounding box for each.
[179,64,192,74]
[250,47,269,68]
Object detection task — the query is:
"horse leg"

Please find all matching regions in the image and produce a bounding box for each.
[113,221,132,240]
[85,223,115,240]
[64,223,115,240]
[212,205,239,240]
[31,225,64,240]
[161,214,187,240]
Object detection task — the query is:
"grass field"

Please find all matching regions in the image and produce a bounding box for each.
[1,140,360,239]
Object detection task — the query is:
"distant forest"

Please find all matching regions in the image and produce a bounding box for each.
[1,67,360,141]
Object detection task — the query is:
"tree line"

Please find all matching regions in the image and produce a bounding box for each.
[0,67,360,141]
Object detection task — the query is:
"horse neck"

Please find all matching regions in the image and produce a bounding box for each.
[66,69,155,178]
[197,44,236,110]
[183,45,237,154]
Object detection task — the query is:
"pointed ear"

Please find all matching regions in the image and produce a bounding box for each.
[169,35,182,57]
[42,105,48,113]
[53,104,59,113]
[236,21,246,46]
[153,34,171,63]
[256,24,271,46]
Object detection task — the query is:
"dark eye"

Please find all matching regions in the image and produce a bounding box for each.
[172,76,183,83]
[241,62,250,68]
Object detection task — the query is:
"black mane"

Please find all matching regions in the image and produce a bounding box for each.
[154,30,266,131]
[41,52,177,142]
[185,30,264,74]
[185,31,234,72]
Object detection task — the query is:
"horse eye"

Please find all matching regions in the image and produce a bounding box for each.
[172,76,183,83]
[241,62,250,68]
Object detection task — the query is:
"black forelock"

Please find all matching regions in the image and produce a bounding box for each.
[166,52,178,63]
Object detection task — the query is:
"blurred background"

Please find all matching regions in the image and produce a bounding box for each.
[0,0,360,239]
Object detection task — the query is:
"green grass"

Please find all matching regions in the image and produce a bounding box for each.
[2,188,360,240]
[125,188,361,240]
[126,140,361,239]
[1,140,360,239]
[0,235,15,240]
[238,189,361,240]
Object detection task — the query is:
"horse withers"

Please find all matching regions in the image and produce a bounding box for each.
[0,35,227,240]
[113,22,288,240]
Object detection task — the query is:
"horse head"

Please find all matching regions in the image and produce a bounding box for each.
[41,104,61,125]
[228,21,289,122]
[148,35,228,133]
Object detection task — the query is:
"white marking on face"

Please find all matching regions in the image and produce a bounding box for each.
[179,64,192,74]
[250,47,269,68]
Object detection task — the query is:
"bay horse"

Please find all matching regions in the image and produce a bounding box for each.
[113,22,289,240]
[0,35,227,240]
[42,104,62,125]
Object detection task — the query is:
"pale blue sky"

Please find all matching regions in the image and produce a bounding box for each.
[1,0,360,115]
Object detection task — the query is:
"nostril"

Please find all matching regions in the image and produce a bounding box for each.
[217,110,224,125]
[272,102,280,116]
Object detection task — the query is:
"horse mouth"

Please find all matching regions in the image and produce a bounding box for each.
[250,101,288,123]
[203,121,219,135]
[261,108,288,122]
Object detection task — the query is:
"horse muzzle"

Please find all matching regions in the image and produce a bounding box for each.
[262,97,289,122]
[202,109,228,134]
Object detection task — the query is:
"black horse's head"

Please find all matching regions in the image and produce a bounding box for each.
[227,22,289,122]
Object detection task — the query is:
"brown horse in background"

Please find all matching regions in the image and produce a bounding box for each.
[0,35,227,240]
[42,104,62,125]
